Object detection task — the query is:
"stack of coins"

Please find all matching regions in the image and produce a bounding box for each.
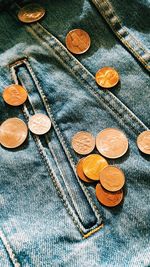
[72,129,150,207]
[96,166,125,207]
[72,130,127,207]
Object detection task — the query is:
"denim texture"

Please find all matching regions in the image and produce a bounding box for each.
[0,0,150,266]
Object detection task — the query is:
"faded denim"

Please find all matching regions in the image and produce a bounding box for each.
[0,0,150,266]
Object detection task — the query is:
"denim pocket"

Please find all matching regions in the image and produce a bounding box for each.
[9,57,103,237]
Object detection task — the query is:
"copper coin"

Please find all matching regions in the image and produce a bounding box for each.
[96,183,123,207]
[71,131,95,155]
[96,128,128,159]
[2,84,28,106]
[82,154,108,181]
[99,165,125,192]
[66,29,91,54]
[137,130,150,155]
[76,158,93,183]
[0,118,28,148]
[28,114,51,135]
[95,67,119,88]
[18,4,45,23]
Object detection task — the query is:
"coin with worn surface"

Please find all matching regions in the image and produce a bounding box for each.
[28,114,51,135]
[76,158,93,183]
[96,183,123,207]
[96,128,128,159]
[82,154,108,181]
[66,29,91,54]
[0,118,28,148]
[18,4,45,23]
[99,165,125,192]
[95,67,119,88]
[2,84,28,106]
[137,130,150,155]
[72,131,95,155]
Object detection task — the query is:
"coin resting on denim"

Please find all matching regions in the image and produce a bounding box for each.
[0,0,150,267]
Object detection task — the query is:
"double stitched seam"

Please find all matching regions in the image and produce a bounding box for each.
[9,61,103,235]
[92,0,150,71]
[44,136,89,222]
[22,104,86,235]
[26,23,148,134]
[23,59,102,226]
[0,229,20,267]
[11,59,84,219]
[9,64,87,235]
[23,86,93,225]
[10,3,149,131]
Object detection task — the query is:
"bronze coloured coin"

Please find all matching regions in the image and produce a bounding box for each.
[18,4,45,23]
[0,118,28,148]
[82,154,108,181]
[76,158,93,183]
[137,130,150,155]
[71,131,95,155]
[95,67,119,88]
[96,183,123,207]
[99,165,125,192]
[2,84,28,106]
[66,29,91,54]
[96,128,128,159]
[28,114,51,135]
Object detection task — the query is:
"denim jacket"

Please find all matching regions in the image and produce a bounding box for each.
[0,0,150,266]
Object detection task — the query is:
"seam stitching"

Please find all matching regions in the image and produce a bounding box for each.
[27,23,148,133]
[24,59,102,223]
[9,2,149,132]
[0,229,20,267]
[93,0,150,70]
[9,61,103,235]
[9,64,87,234]
[22,104,86,235]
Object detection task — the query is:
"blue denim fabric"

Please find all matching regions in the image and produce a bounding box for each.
[0,0,150,266]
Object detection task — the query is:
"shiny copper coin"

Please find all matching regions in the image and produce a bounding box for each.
[96,128,128,159]
[18,4,45,23]
[2,84,28,106]
[96,183,123,207]
[99,165,125,192]
[95,67,119,88]
[82,154,108,181]
[71,131,95,155]
[28,114,51,135]
[66,29,91,54]
[76,158,93,183]
[137,130,150,155]
[0,118,28,148]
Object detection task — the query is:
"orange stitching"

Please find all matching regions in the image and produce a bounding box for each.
[83,224,104,238]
